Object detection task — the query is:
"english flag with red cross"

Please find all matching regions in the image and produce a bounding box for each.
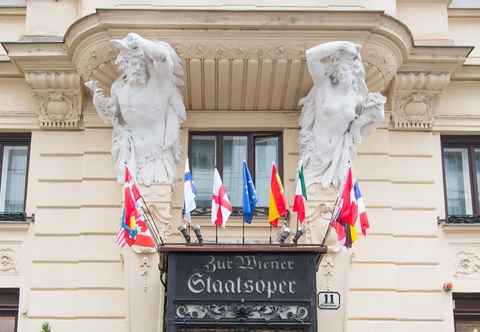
[211,168,232,227]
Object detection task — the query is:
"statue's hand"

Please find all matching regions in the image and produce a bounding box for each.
[126,32,141,50]
[85,80,106,98]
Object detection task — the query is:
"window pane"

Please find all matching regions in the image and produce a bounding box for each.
[223,136,247,207]
[444,148,473,215]
[0,146,28,213]
[0,316,15,332]
[456,320,480,332]
[475,149,480,212]
[255,136,279,207]
[190,136,216,208]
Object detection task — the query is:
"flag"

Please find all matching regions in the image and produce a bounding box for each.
[268,162,288,227]
[293,162,307,223]
[182,158,197,223]
[242,160,257,224]
[331,167,369,248]
[117,166,155,249]
[212,168,232,227]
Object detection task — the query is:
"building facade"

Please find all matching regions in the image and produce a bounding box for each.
[0,0,480,331]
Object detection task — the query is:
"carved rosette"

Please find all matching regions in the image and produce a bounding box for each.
[25,72,83,129]
[0,248,17,273]
[455,250,480,278]
[389,72,450,130]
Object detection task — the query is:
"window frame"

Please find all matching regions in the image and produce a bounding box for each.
[453,293,480,332]
[188,131,283,215]
[0,288,19,332]
[441,136,480,218]
[0,133,31,221]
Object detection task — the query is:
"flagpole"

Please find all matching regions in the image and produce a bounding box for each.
[216,223,218,244]
[139,195,165,246]
[269,224,272,244]
[321,194,340,246]
[242,218,245,245]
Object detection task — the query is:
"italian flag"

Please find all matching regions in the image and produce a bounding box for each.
[293,163,307,223]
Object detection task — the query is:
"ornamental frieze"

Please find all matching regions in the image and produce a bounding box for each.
[25,71,83,129]
[389,72,450,130]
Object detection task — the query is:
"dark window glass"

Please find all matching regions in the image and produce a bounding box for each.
[189,133,282,216]
[442,137,480,220]
[454,293,480,332]
[0,288,19,332]
[190,135,216,208]
[0,134,30,220]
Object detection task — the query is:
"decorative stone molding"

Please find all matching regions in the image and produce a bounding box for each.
[24,71,82,129]
[175,303,309,321]
[389,72,450,130]
[0,248,16,273]
[455,250,480,277]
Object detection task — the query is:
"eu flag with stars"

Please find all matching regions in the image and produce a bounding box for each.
[242,160,257,224]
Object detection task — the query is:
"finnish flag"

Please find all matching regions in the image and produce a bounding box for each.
[183,158,196,223]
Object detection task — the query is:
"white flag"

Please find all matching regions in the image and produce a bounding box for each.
[211,168,232,227]
[183,158,196,223]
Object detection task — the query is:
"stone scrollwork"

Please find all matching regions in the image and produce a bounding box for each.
[175,303,309,322]
[25,72,82,129]
[362,42,398,93]
[389,72,450,130]
[455,251,480,278]
[0,248,17,273]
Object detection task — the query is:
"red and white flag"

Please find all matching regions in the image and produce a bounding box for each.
[211,168,232,227]
[331,167,369,248]
[115,165,155,249]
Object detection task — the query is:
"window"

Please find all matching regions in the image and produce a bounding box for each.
[454,293,480,332]
[0,289,19,332]
[0,134,30,221]
[442,136,480,221]
[189,132,282,216]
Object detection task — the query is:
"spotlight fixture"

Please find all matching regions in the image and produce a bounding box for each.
[292,227,304,244]
[178,224,191,243]
[192,224,203,244]
[278,227,291,244]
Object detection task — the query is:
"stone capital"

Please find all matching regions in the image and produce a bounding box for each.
[389,72,450,130]
[25,71,83,129]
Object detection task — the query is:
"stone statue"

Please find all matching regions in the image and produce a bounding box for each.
[299,41,386,188]
[85,33,186,185]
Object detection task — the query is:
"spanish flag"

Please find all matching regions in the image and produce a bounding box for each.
[268,162,288,227]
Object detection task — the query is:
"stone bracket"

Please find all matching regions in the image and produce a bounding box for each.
[25,71,82,129]
[389,72,450,130]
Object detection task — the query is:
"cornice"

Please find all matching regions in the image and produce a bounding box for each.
[1,8,474,116]
[0,60,22,78]
[451,64,480,80]
[448,8,480,18]
[0,7,26,17]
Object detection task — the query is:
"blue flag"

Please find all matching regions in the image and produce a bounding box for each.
[242,160,257,224]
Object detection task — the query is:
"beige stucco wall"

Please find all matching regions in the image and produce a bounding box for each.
[1,1,480,332]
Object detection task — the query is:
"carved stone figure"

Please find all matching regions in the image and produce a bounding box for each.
[86,33,186,185]
[299,41,386,188]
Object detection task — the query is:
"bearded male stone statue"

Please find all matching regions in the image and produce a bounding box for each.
[299,41,386,188]
[86,33,186,185]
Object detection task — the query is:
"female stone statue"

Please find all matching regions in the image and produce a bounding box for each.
[299,41,386,188]
[86,33,186,185]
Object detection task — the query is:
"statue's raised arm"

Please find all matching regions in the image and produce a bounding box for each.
[299,41,385,188]
[86,33,187,185]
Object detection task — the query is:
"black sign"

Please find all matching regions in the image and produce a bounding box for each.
[165,249,320,332]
